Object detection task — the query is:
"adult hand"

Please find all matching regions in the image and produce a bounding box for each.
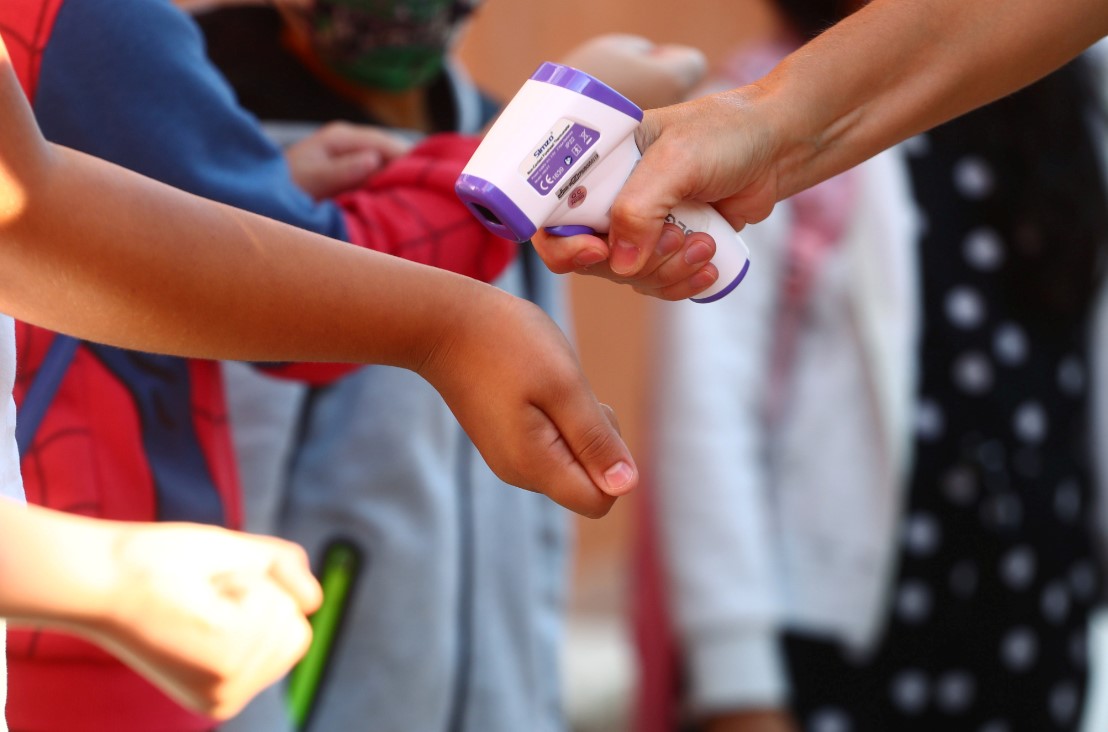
[80,523,322,720]
[611,88,780,277]
[285,121,413,200]
[530,224,720,301]
[702,709,800,732]
[417,289,637,517]
[560,34,707,111]
[530,87,777,298]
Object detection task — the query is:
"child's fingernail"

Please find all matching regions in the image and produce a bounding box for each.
[610,240,640,275]
[603,461,635,493]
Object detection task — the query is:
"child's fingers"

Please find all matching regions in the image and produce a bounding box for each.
[263,541,323,614]
[547,389,638,501]
[319,122,413,160]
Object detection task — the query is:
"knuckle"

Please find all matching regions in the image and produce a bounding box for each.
[575,420,619,464]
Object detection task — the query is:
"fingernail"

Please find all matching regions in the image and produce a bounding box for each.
[603,461,635,494]
[690,266,718,292]
[655,227,684,257]
[684,240,713,265]
[610,240,640,275]
[573,249,608,268]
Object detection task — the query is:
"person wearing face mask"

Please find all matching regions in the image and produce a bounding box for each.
[193,4,708,732]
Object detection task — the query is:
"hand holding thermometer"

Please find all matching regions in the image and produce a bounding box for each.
[455,62,750,303]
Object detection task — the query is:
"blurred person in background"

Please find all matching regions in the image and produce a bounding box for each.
[191,2,707,731]
[641,1,1108,730]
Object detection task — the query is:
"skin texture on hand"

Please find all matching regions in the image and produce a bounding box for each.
[0,502,322,719]
[284,121,413,200]
[416,291,635,517]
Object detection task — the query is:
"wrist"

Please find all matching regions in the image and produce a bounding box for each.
[412,278,519,386]
[732,72,837,203]
[0,505,123,630]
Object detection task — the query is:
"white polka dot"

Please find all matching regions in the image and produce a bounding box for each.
[945,286,986,329]
[1000,627,1038,671]
[1041,581,1071,624]
[1012,401,1048,443]
[1058,357,1086,396]
[1000,545,1036,590]
[1050,681,1079,725]
[1069,561,1097,600]
[1054,479,1082,523]
[915,399,945,440]
[993,323,1028,366]
[903,513,941,556]
[890,670,929,714]
[953,352,994,395]
[980,493,1022,531]
[963,227,1005,271]
[978,722,1011,732]
[936,670,976,714]
[953,156,995,199]
[896,580,933,624]
[903,134,930,157]
[950,561,979,598]
[943,466,978,506]
[809,707,853,732]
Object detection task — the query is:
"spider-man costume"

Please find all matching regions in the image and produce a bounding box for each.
[0,1,513,729]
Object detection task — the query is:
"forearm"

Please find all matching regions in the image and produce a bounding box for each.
[0,501,117,629]
[759,0,1108,198]
[0,139,488,371]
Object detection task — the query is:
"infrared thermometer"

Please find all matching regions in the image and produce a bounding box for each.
[455,62,750,303]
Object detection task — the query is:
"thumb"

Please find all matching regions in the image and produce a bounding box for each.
[558,393,638,500]
[609,111,686,276]
[264,541,323,614]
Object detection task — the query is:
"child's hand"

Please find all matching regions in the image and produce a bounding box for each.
[559,34,708,110]
[81,523,322,720]
[530,224,721,301]
[418,290,637,517]
[286,122,413,200]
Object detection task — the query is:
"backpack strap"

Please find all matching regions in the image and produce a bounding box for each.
[16,334,80,457]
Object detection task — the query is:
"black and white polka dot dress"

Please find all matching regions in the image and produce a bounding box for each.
[783,109,1104,732]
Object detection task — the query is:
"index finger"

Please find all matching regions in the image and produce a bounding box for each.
[607,112,688,275]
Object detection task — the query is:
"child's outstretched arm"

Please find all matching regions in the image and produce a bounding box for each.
[0,45,634,515]
[0,499,321,719]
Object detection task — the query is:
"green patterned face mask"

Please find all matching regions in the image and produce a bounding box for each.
[304,0,480,92]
